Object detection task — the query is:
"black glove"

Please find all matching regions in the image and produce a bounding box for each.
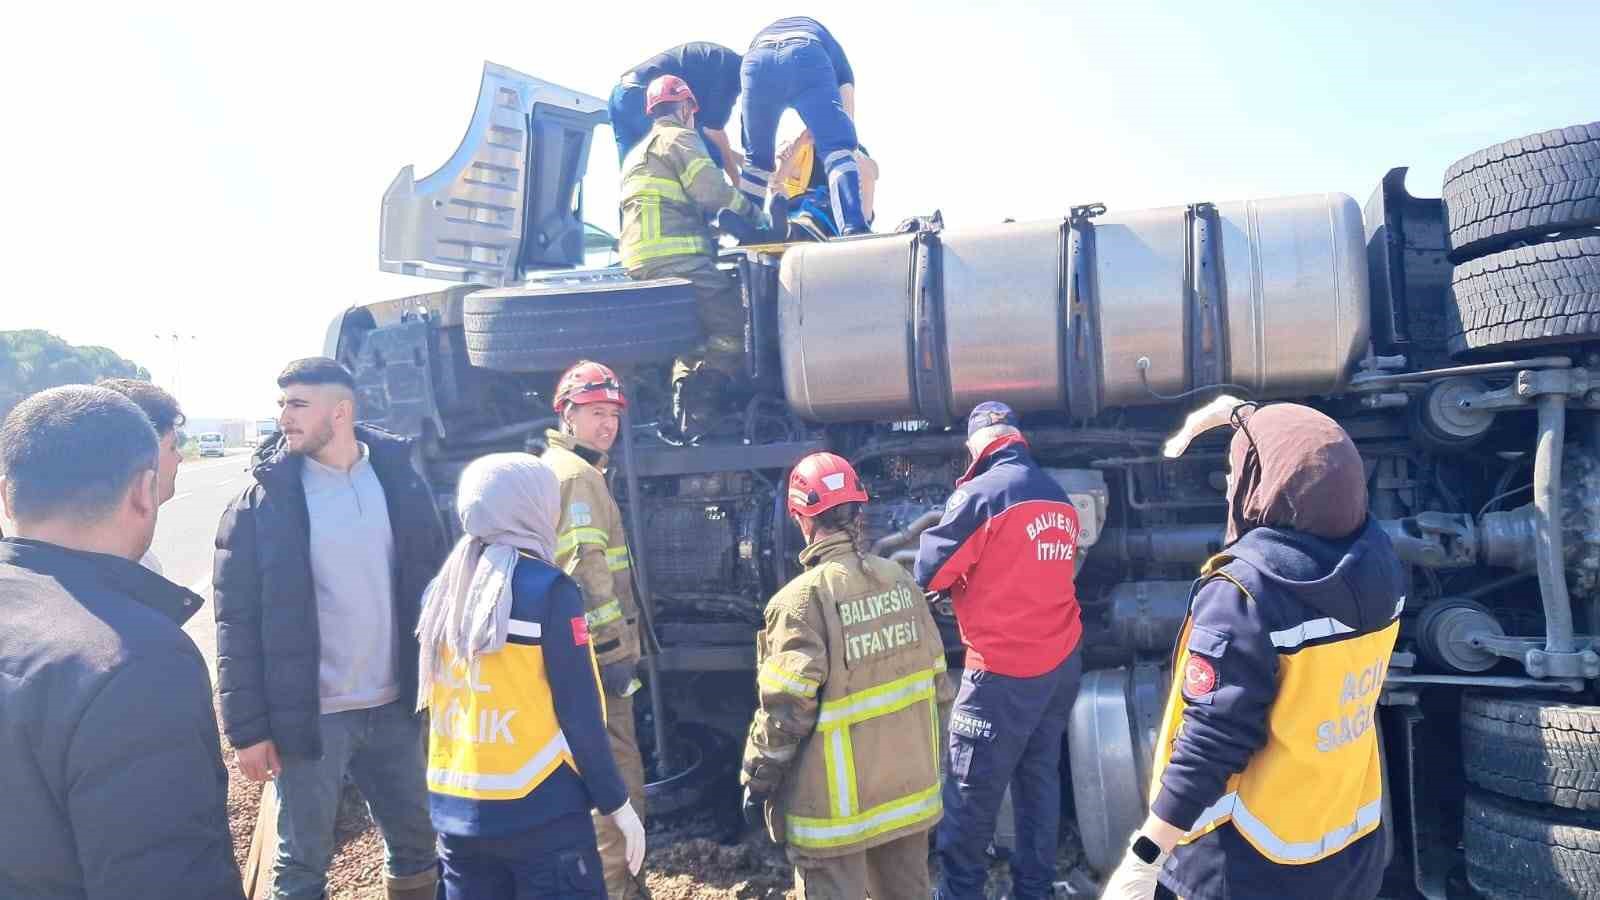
[600,658,639,698]
[741,786,768,828]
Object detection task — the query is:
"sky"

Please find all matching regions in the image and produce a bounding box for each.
[2,1,1596,419]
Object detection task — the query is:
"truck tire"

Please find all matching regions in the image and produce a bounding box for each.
[1446,235,1600,357]
[462,277,703,372]
[1443,121,1600,261]
[1463,791,1600,899]
[1462,694,1600,811]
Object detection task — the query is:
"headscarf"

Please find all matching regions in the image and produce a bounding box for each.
[415,452,561,711]
[1224,403,1367,544]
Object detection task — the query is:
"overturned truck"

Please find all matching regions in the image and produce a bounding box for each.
[333,63,1600,897]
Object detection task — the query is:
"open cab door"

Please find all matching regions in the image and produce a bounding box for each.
[380,62,608,286]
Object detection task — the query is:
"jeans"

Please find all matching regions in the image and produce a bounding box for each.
[271,701,437,900]
[738,38,865,233]
[608,81,725,170]
[438,812,605,899]
[936,652,1083,900]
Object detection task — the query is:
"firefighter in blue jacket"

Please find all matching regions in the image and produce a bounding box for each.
[1103,399,1402,900]
[416,453,645,898]
[914,401,1085,900]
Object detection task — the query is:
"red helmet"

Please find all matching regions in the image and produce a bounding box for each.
[787,452,868,518]
[645,74,698,116]
[552,360,627,413]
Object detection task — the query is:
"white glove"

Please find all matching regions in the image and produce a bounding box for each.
[1100,838,1167,900]
[608,800,646,875]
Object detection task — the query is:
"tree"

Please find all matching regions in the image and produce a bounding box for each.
[0,330,152,418]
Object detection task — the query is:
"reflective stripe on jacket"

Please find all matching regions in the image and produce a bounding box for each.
[620,119,754,271]
[1149,519,1403,898]
[542,431,640,666]
[741,532,950,858]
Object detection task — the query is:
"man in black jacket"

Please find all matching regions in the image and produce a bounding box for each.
[0,385,243,900]
[214,358,447,900]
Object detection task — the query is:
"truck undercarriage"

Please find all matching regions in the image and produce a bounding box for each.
[334,63,1600,897]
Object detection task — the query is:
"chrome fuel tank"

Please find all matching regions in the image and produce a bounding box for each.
[778,193,1370,424]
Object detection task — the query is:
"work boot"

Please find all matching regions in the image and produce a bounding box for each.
[672,367,732,439]
[385,868,438,900]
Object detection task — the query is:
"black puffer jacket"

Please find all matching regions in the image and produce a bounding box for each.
[213,425,448,759]
[0,538,243,900]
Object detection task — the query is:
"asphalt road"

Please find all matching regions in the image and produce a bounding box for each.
[149,448,255,680]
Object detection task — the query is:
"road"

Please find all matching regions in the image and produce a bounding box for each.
[150,448,254,680]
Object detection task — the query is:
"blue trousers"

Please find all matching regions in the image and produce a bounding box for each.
[272,702,437,900]
[737,37,866,234]
[937,652,1083,900]
[607,81,725,171]
[438,812,606,899]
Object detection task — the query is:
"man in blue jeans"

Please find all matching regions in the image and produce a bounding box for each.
[738,16,868,235]
[914,402,1086,900]
[609,42,742,183]
[214,358,447,900]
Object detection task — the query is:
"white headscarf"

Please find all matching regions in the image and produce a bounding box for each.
[415,452,560,711]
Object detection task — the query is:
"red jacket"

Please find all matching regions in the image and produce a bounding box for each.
[913,436,1083,677]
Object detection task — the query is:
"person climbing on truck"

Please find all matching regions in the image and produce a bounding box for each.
[609,42,743,184]
[737,16,868,236]
[914,401,1085,900]
[1102,399,1403,900]
[771,135,878,241]
[619,74,759,438]
[540,360,650,899]
[417,452,643,899]
[741,451,950,900]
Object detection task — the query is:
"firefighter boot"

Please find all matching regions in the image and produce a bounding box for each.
[672,366,732,439]
[384,868,438,900]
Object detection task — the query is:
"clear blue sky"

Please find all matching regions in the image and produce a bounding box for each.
[2,1,1595,417]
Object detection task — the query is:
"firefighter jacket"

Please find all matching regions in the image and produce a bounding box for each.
[426,553,628,837]
[619,118,755,272]
[1149,518,1404,900]
[741,532,952,858]
[541,431,640,667]
[913,435,1083,677]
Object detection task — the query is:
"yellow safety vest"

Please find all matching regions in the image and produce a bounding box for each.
[1150,556,1399,865]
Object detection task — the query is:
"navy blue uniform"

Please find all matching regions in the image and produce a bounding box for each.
[738,17,868,234]
[430,556,627,899]
[609,42,742,169]
[1152,520,1401,900]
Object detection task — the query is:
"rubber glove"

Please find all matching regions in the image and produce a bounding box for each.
[608,800,646,875]
[1100,838,1167,900]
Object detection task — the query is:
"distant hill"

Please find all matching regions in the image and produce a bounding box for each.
[0,330,152,418]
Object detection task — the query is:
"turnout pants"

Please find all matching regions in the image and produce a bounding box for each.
[592,692,647,899]
[937,652,1082,900]
[629,255,744,384]
[439,811,606,899]
[791,829,932,900]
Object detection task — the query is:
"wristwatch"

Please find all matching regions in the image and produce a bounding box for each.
[1131,833,1162,864]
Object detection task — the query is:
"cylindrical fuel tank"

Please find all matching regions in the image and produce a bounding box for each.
[778,193,1371,423]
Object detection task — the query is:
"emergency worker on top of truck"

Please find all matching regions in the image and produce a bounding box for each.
[771,136,878,241]
[1102,400,1403,900]
[741,452,951,900]
[540,361,648,899]
[609,42,743,183]
[913,401,1084,900]
[619,74,759,438]
[417,453,643,899]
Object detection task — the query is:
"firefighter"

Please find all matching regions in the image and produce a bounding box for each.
[541,360,649,899]
[619,74,759,437]
[608,42,743,183]
[913,401,1085,900]
[737,17,867,235]
[417,453,644,898]
[741,452,951,899]
[1102,399,1403,900]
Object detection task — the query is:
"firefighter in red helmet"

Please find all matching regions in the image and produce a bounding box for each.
[741,452,952,899]
[541,360,647,897]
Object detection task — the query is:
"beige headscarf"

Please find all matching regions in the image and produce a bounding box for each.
[415,452,561,711]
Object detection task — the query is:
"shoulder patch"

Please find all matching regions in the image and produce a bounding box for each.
[571,616,590,646]
[567,501,592,527]
[1182,656,1218,701]
[945,490,969,511]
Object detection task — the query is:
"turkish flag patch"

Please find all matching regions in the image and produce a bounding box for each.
[1182,656,1218,700]
[571,616,590,646]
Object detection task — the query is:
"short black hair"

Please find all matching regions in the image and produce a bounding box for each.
[0,385,158,523]
[97,378,185,436]
[277,357,355,391]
